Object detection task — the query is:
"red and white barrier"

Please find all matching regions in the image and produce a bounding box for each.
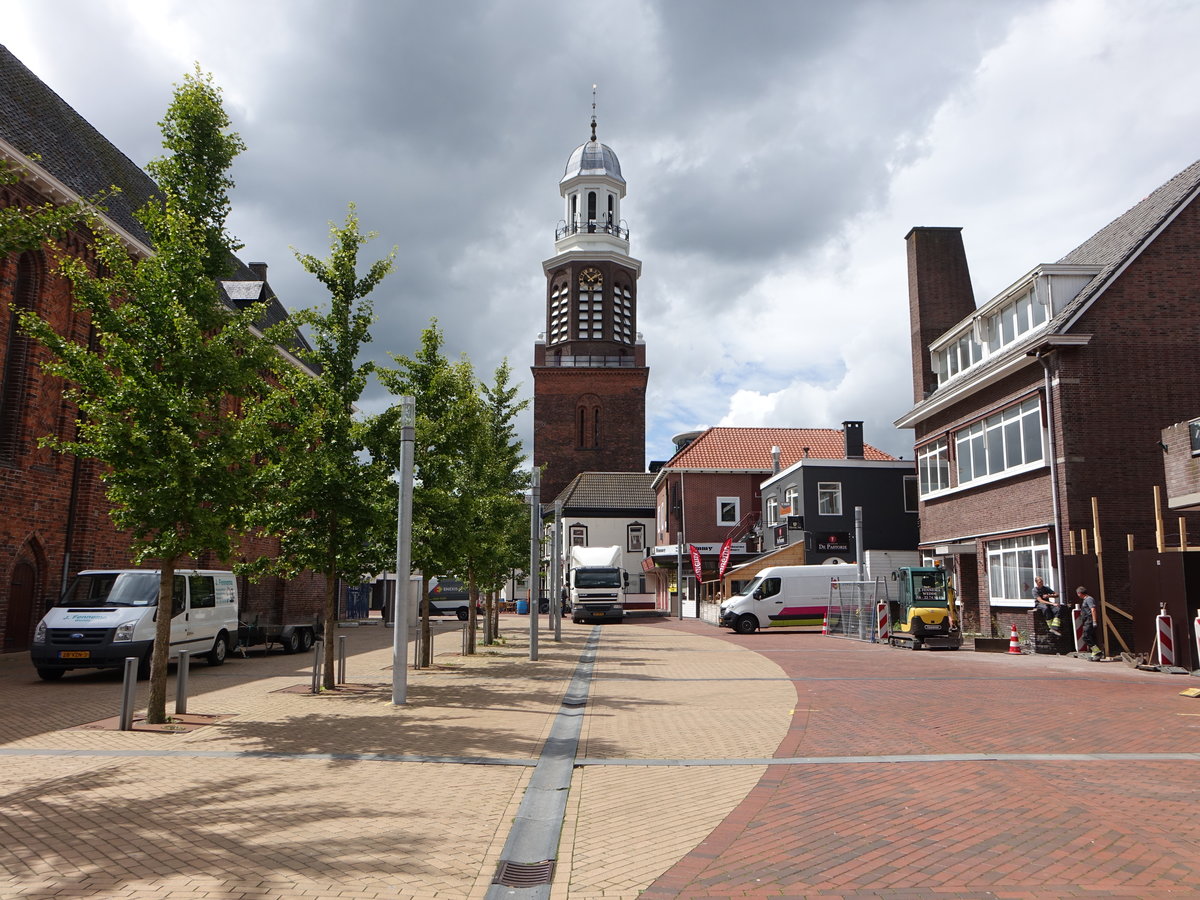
[1155,603,1174,666]
[877,601,889,642]
[1008,622,1021,655]
[1194,609,1200,670]
[822,613,828,636]
[1071,605,1086,652]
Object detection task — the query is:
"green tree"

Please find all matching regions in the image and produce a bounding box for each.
[460,360,529,649]
[246,205,395,689]
[0,159,110,256]
[375,321,480,665]
[18,69,273,723]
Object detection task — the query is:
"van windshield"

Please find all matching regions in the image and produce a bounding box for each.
[738,576,764,598]
[575,569,621,588]
[58,573,160,608]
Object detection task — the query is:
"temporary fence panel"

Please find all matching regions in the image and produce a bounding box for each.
[826,578,889,642]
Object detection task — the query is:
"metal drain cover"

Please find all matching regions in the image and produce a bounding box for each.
[493,859,555,887]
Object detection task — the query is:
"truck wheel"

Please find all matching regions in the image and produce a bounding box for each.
[207,633,228,666]
[456,607,469,621]
[282,629,301,653]
[36,668,64,681]
[734,615,758,635]
[299,628,314,651]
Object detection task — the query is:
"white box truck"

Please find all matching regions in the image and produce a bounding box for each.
[568,545,627,624]
[30,569,239,681]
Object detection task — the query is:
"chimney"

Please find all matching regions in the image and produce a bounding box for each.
[770,446,781,474]
[843,421,864,459]
[905,227,976,403]
[249,261,268,281]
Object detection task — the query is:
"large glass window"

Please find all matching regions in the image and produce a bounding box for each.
[765,497,778,526]
[903,475,918,513]
[954,397,1044,486]
[986,534,1052,605]
[817,483,842,516]
[918,438,950,496]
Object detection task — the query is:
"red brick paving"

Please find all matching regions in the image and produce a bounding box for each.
[643,621,1200,898]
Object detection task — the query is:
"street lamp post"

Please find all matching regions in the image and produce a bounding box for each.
[391,396,415,706]
[529,469,540,661]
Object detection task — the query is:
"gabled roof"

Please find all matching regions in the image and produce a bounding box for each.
[0,44,155,245]
[553,471,656,510]
[658,427,894,478]
[1055,157,1200,322]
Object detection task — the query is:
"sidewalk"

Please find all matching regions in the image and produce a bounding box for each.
[1,616,1198,898]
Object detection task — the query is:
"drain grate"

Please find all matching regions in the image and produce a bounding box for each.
[493,859,555,887]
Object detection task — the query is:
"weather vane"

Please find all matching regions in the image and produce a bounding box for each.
[591,84,597,141]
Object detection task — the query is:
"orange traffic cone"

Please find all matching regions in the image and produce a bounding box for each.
[822,614,828,635]
[1007,623,1021,654]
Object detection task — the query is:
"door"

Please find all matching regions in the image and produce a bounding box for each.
[756,576,785,626]
[183,574,217,653]
[4,561,36,651]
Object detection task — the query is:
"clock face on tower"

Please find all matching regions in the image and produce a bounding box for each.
[580,267,602,285]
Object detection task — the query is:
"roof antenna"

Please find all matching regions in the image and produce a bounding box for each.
[590,84,597,142]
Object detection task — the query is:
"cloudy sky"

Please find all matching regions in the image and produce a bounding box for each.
[7,0,1200,462]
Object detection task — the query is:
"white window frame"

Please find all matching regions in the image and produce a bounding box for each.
[765,497,778,526]
[986,533,1053,607]
[917,437,951,497]
[817,483,842,516]
[953,396,1045,489]
[627,523,645,553]
[903,475,918,513]
[569,525,588,546]
[716,496,740,527]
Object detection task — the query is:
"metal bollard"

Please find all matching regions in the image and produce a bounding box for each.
[311,640,324,693]
[337,634,347,685]
[462,623,468,655]
[175,650,191,715]
[119,656,138,731]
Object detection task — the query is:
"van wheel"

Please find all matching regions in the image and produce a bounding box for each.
[734,615,758,635]
[36,668,64,681]
[456,607,469,621]
[137,652,152,680]
[207,633,228,666]
[282,629,301,654]
[299,628,314,651]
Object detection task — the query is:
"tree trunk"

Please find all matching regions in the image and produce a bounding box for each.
[466,571,478,655]
[483,590,494,645]
[419,574,431,667]
[145,557,180,724]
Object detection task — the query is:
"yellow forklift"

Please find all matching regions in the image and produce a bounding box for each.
[888,566,962,650]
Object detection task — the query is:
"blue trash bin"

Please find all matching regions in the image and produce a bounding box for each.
[516,599,529,615]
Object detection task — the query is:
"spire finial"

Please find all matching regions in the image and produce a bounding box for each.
[590,84,597,142]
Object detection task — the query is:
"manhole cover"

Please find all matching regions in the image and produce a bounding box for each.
[493,859,555,887]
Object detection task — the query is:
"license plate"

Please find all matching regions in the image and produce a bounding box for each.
[60,650,90,659]
[595,611,605,616]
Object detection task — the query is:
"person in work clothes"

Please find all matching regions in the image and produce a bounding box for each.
[1033,576,1062,636]
[1076,586,1103,661]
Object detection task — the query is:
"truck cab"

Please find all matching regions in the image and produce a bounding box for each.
[568,545,627,624]
[888,566,962,650]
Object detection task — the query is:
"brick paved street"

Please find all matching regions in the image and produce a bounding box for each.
[1,616,1198,899]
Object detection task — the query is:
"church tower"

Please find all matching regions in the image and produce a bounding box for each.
[533,105,648,502]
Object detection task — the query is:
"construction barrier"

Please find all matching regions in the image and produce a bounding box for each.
[821,613,828,635]
[1008,623,1021,654]
[1156,603,1174,666]
[1071,605,1086,652]
[876,601,889,642]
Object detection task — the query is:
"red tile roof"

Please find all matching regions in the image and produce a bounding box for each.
[663,427,895,471]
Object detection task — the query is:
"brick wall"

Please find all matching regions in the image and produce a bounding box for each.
[0,183,329,651]
[532,364,648,502]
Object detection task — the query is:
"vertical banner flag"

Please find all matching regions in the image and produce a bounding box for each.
[688,544,703,582]
[717,537,733,579]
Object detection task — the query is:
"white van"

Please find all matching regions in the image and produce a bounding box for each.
[719,564,848,634]
[30,569,239,681]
